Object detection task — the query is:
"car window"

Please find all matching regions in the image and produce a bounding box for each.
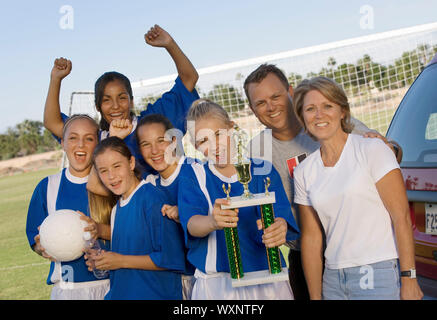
[387,63,437,168]
[425,113,437,140]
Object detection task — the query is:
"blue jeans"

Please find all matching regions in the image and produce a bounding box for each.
[322,259,400,300]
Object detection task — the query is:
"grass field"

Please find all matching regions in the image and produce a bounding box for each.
[0,168,57,300]
[0,167,290,300]
[354,107,397,136]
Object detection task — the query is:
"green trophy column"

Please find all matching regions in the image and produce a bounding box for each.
[260,203,282,274]
[224,226,244,279]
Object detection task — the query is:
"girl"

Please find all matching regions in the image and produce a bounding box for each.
[177,99,300,300]
[43,24,199,178]
[136,113,197,299]
[91,136,186,300]
[26,114,110,300]
[292,76,423,300]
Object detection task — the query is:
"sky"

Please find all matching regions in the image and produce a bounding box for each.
[1,0,437,133]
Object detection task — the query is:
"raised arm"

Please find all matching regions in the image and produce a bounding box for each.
[44,58,72,138]
[145,25,198,92]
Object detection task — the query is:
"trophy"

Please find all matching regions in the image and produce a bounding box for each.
[220,125,288,287]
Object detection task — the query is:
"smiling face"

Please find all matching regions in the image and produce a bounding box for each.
[94,149,137,199]
[62,118,98,178]
[193,116,234,168]
[137,122,177,176]
[246,72,294,137]
[99,80,133,125]
[302,89,346,141]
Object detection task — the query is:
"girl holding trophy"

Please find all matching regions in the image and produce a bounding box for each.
[178,99,300,300]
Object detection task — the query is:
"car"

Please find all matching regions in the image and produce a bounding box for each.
[386,53,437,280]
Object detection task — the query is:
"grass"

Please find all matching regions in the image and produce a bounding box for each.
[353,108,397,135]
[0,168,57,300]
[0,167,290,300]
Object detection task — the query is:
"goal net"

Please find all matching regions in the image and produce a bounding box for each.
[67,22,437,160]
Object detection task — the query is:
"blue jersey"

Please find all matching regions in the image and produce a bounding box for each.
[145,156,200,205]
[57,76,199,177]
[105,180,185,300]
[25,168,109,285]
[178,159,300,274]
[145,156,199,276]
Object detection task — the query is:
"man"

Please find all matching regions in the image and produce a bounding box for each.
[244,64,401,300]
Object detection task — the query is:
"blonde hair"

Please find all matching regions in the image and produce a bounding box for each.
[62,114,99,139]
[186,99,232,125]
[293,76,354,139]
[87,191,117,225]
[186,99,234,143]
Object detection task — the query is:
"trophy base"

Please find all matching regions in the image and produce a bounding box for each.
[231,267,289,288]
[221,192,276,210]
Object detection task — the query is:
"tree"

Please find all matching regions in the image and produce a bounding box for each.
[0,119,60,160]
[0,130,20,160]
[356,54,387,91]
[287,72,303,87]
[16,120,44,155]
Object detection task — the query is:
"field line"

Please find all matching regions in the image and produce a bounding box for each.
[0,261,50,271]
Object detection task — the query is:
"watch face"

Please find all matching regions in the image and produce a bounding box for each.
[411,269,417,278]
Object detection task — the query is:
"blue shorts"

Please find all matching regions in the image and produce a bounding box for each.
[322,259,400,300]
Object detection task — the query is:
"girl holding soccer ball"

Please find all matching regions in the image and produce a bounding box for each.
[26,115,111,300]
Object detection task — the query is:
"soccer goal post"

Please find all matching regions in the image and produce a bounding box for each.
[66,22,437,162]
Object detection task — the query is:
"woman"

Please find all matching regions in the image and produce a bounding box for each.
[177,99,300,300]
[292,76,423,300]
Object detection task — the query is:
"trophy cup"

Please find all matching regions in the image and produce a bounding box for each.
[220,125,288,287]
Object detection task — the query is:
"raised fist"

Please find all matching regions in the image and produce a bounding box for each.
[109,118,133,140]
[51,57,72,80]
[144,24,174,48]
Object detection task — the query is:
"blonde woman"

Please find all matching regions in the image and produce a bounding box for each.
[292,77,423,300]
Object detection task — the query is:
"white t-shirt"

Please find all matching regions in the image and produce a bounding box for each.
[294,134,400,269]
[248,118,373,250]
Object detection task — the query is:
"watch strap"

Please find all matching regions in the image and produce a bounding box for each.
[400,269,416,278]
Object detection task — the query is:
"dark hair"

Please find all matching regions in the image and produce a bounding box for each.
[136,114,186,158]
[93,136,141,180]
[243,64,290,106]
[136,114,175,144]
[94,71,134,131]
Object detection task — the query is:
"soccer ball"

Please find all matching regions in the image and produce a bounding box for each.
[39,209,89,262]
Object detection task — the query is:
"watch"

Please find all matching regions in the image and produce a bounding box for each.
[400,269,416,279]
